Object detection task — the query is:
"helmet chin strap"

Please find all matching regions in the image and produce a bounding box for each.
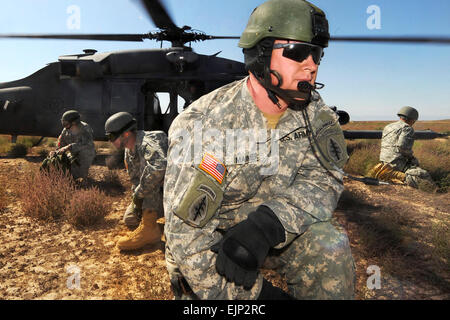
[258,52,322,111]
[256,67,316,111]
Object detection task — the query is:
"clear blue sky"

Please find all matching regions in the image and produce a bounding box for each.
[0,0,449,120]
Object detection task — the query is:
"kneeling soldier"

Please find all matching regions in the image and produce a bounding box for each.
[52,110,96,181]
[368,106,435,189]
[164,0,355,300]
[105,112,168,251]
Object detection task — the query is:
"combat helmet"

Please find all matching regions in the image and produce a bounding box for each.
[397,106,419,121]
[238,0,329,110]
[239,0,329,49]
[105,112,137,142]
[61,110,81,123]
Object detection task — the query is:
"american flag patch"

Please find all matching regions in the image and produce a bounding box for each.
[199,153,226,184]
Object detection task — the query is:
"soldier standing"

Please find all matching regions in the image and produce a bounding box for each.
[105,112,168,251]
[163,0,355,300]
[368,106,435,188]
[52,110,96,181]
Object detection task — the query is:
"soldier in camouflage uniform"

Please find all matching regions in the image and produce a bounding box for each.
[53,110,96,181]
[164,0,355,300]
[105,112,168,251]
[368,106,435,188]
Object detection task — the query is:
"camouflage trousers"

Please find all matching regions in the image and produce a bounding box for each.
[404,167,435,189]
[123,187,165,228]
[264,219,356,300]
[71,151,95,180]
[368,162,435,189]
[166,218,356,300]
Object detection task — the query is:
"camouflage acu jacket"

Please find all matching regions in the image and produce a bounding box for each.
[125,130,168,200]
[163,77,349,299]
[380,120,417,171]
[57,121,95,156]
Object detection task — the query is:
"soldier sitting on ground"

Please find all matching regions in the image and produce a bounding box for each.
[48,110,96,182]
[105,112,168,251]
[368,106,435,189]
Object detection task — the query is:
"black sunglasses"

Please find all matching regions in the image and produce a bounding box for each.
[106,119,136,142]
[273,42,324,65]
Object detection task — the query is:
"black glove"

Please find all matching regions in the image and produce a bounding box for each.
[211,205,285,289]
[258,279,296,300]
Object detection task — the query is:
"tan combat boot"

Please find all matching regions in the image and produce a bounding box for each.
[117,209,162,251]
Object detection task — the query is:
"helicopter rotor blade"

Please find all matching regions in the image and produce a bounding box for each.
[205,36,241,40]
[0,33,242,44]
[140,0,178,30]
[330,36,450,44]
[0,33,147,42]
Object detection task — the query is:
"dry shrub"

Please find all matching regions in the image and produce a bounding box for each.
[18,136,42,148]
[344,141,380,176]
[64,187,110,228]
[19,167,75,221]
[8,143,28,157]
[0,136,10,154]
[436,173,450,193]
[104,170,122,188]
[18,166,111,227]
[346,139,379,155]
[3,136,42,156]
[413,139,450,192]
[38,147,49,158]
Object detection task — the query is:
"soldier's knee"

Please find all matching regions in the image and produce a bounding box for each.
[308,222,352,257]
[309,223,355,281]
[405,167,435,189]
[288,222,355,299]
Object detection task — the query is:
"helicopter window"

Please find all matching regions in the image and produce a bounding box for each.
[60,62,77,77]
[155,93,185,114]
[178,96,186,113]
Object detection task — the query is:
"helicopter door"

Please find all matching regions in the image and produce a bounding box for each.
[108,80,145,128]
[153,91,187,132]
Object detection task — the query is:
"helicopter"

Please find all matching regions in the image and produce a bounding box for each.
[0,0,448,143]
[0,0,247,142]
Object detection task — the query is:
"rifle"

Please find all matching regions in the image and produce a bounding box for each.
[344,174,390,186]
